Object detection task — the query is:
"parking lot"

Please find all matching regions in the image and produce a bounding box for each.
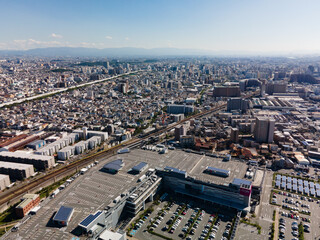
[131,196,236,240]
[272,191,319,239]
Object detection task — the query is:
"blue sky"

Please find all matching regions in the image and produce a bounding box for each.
[0,0,320,53]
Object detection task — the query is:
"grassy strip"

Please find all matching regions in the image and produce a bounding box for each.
[36,174,72,198]
[270,222,275,240]
[240,219,261,234]
[0,226,13,238]
[204,215,218,240]
[167,204,186,232]
[0,204,19,225]
[184,209,201,239]
[272,210,276,221]
[228,215,237,240]
[298,222,304,240]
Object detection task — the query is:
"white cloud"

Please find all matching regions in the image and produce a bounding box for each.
[0,39,107,50]
[125,37,129,41]
[105,36,112,40]
[51,33,63,39]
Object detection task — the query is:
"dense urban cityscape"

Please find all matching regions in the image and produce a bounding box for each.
[1,1,320,240]
[0,55,319,240]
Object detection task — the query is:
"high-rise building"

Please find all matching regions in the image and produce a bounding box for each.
[254,117,275,143]
[230,128,239,143]
[227,98,249,113]
[175,124,187,141]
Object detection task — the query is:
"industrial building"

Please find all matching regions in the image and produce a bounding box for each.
[102,159,125,173]
[26,139,46,150]
[131,162,148,174]
[0,151,55,170]
[0,161,34,180]
[53,206,74,226]
[15,193,40,218]
[0,174,10,191]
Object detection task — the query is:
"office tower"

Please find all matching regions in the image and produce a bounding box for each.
[254,117,275,143]
[230,128,239,143]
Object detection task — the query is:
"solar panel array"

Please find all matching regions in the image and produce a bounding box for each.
[79,211,102,227]
[275,174,320,197]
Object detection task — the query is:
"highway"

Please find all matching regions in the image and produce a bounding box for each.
[0,71,139,108]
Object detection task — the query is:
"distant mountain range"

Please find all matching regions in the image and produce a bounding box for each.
[0,47,319,57]
[0,47,231,57]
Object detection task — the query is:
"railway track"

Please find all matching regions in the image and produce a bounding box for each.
[0,92,260,207]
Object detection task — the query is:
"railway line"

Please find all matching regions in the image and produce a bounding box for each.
[0,91,258,208]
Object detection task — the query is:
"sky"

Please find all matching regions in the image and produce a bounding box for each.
[0,0,320,53]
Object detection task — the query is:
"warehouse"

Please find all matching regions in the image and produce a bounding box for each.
[0,161,34,180]
[102,159,124,174]
[131,162,148,174]
[0,174,10,191]
[15,194,40,218]
[0,151,55,170]
[53,206,74,226]
[26,140,46,150]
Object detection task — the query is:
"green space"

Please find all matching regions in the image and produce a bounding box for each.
[0,204,20,226]
[0,226,13,238]
[298,222,304,240]
[36,174,72,198]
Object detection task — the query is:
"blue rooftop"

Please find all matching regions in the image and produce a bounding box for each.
[53,206,73,222]
[132,162,148,172]
[79,211,103,227]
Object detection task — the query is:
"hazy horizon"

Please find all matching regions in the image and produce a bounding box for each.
[1,0,320,54]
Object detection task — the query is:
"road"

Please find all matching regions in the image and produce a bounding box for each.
[0,71,139,108]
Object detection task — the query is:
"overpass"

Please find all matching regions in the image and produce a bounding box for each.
[0,71,140,108]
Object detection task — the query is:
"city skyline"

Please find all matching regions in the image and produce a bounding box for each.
[1,0,320,54]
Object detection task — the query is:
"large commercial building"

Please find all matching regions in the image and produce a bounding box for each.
[158,165,252,211]
[266,81,287,95]
[0,174,10,191]
[0,161,34,180]
[254,117,275,143]
[16,193,40,218]
[213,86,241,97]
[0,151,55,170]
